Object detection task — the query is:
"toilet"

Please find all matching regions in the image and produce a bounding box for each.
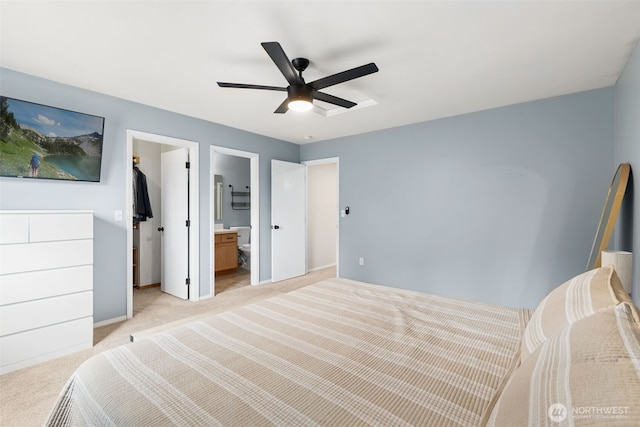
[229,226,251,270]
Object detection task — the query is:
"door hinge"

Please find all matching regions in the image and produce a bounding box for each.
[186,278,190,285]
[185,161,190,169]
[186,219,190,227]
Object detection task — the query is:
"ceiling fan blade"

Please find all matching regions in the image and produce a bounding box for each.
[261,42,303,85]
[310,63,379,90]
[312,91,357,109]
[274,98,289,114]
[217,82,287,91]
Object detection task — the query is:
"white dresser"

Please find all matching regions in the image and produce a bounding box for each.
[0,210,94,374]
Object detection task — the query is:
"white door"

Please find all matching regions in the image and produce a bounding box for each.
[271,159,306,282]
[160,147,189,299]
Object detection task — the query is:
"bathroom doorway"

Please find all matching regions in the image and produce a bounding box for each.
[210,146,260,296]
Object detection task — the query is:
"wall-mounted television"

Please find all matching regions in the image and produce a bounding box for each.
[0,96,105,182]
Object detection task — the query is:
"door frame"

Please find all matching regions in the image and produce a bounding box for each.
[302,157,340,277]
[209,145,260,296]
[125,130,200,319]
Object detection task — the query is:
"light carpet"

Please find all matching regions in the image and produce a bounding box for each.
[0,267,335,427]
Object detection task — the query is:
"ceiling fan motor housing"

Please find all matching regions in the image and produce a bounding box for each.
[288,84,312,103]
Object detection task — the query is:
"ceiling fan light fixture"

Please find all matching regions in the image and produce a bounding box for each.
[287,85,313,112]
[288,99,313,112]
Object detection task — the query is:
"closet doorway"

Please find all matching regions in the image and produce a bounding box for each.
[125,130,200,319]
[210,145,260,296]
[304,158,339,274]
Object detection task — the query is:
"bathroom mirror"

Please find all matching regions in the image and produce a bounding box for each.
[214,175,223,221]
[586,163,630,269]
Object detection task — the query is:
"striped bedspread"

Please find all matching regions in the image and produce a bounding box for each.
[47,278,531,426]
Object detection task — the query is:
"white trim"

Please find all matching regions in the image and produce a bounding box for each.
[302,157,340,278]
[312,99,378,117]
[308,263,337,272]
[302,157,340,167]
[210,145,260,297]
[94,315,127,328]
[126,130,201,319]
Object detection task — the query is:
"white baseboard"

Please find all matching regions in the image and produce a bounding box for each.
[308,263,336,272]
[258,263,337,285]
[94,315,126,328]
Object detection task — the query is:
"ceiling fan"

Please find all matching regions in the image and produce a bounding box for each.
[217,42,379,114]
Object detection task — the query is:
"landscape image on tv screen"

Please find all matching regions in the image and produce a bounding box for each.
[0,96,105,182]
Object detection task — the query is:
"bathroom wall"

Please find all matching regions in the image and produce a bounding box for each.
[301,88,614,309]
[212,152,251,228]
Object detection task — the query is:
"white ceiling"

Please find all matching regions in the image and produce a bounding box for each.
[2,1,640,144]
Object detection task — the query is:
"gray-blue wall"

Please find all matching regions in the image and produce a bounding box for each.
[614,40,640,302]
[1,64,635,319]
[0,68,299,322]
[302,88,615,309]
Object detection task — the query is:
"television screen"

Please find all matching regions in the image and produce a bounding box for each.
[0,96,105,182]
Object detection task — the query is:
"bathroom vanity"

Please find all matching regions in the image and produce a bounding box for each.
[214,230,238,274]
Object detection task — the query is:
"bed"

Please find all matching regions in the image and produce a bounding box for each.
[47,266,640,426]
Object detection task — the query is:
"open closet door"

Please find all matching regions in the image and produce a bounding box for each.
[271,159,306,282]
[160,147,189,299]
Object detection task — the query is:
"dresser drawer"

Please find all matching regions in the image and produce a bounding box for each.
[0,239,93,275]
[215,233,237,244]
[0,291,93,336]
[0,265,93,305]
[0,317,93,374]
[0,214,29,244]
[29,213,93,242]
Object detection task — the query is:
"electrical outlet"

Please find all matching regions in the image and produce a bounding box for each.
[359,257,364,266]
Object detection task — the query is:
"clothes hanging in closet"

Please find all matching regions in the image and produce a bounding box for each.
[133,165,153,222]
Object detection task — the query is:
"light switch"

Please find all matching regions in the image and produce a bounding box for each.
[114,210,123,221]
